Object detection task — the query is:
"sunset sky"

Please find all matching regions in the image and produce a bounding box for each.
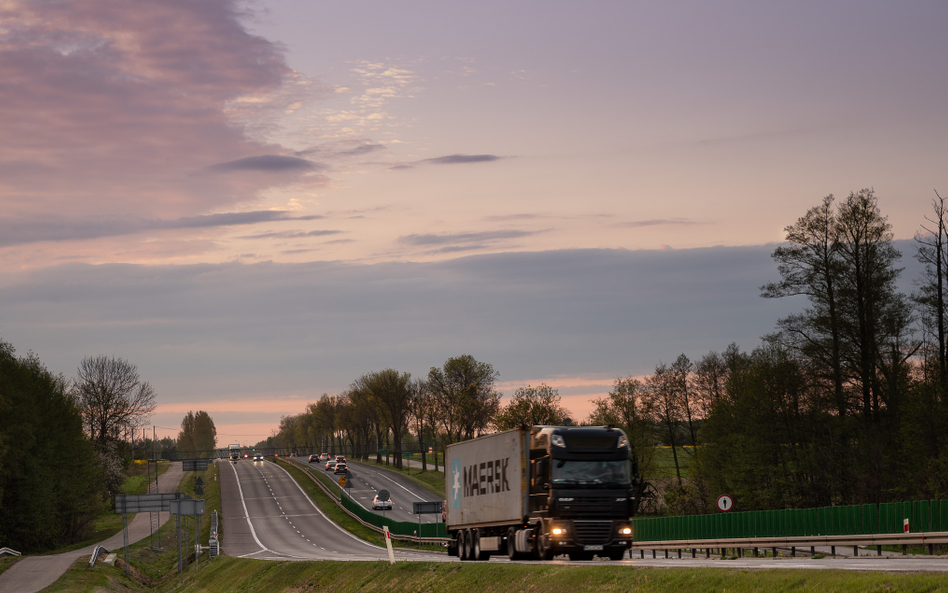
[0,0,944,445]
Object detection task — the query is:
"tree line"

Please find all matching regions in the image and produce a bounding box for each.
[267,188,947,518]
[263,354,573,471]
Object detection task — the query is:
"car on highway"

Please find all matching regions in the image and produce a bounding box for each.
[335,455,346,463]
[319,453,329,461]
[334,462,348,474]
[253,453,264,461]
[325,460,337,471]
[308,454,318,463]
[372,494,393,510]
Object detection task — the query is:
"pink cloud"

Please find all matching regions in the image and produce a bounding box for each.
[0,0,322,223]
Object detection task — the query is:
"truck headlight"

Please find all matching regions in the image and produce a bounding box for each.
[552,527,567,535]
[620,527,632,535]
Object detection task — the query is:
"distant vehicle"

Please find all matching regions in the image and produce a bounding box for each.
[229,443,240,462]
[254,453,264,461]
[372,494,393,510]
[308,454,318,463]
[334,463,348,474]
[244,453,249,459]
[320,453,329,461]
[335,455,346,463]
[325,460,337,471]
[446,426,636,562]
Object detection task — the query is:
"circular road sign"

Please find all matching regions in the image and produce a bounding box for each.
[378,489,390,500]
[716,494,734,512]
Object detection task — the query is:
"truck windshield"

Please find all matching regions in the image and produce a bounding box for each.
[551,460,630,486]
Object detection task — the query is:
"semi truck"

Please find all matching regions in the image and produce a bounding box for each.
[229,443,240,462]
[446,425,638,561]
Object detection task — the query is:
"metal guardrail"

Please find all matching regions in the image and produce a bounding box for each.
[281,458,448,545]
[88,545,109,567]
[0,547,21,557]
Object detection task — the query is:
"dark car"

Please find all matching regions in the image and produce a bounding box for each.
[334,463,348,474]
[335,455,346,463]
[308,454,318,463]
[325,460,337,471]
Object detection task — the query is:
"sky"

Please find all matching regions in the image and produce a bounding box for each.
[0,0,944,445]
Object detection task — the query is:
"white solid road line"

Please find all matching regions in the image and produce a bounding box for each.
[230,461,273,558]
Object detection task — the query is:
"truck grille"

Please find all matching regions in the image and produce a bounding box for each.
[557,496,624,518]
[572,521,613,545]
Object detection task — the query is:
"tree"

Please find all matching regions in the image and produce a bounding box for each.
[0,338,104,551]
[494,384,571,430]
[761,194,847,417]
[176,411,217,458]
[645,357,690,486]
[352,369,413,469]
[428,354,501,446]
[588,376,658,480]
[73,355,156,448]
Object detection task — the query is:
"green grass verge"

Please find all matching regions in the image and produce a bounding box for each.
[45,554,948,593]
[275,459,443,553]
[0,556,19,577]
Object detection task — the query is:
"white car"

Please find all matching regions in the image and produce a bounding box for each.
[372,494,392,510]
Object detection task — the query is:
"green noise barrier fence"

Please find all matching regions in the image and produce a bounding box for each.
[340,494,448,538]
[632,499,948,542]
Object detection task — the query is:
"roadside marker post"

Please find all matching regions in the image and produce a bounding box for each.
[383,525,396,564]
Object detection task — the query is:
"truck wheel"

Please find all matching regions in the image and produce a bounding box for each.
[608,549,626,561]
[507,527,519,561]
[458,530,469,561]
[473,530,489,561]
[535,525,554,561]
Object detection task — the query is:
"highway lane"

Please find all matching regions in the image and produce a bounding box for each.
[220,458,444,561]
[222,459,948,572]
[300,459,443,525]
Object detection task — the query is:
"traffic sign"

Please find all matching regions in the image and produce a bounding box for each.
[716,494,734,512]
[378,489,390,501]
[338,475,347,487]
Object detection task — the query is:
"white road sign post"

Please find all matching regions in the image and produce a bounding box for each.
[383,525,396,565]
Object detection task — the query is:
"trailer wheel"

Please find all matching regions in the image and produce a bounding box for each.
[472,530,489,561]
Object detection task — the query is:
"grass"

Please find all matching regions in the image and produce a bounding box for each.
[0,556,19,577]
[45,554,948,593]
[275,459,443,552]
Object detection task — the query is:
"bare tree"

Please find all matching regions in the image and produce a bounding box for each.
[74,355,156,448]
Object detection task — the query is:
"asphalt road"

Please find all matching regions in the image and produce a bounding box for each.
[219,458,443,561]
[298,458,443,524]
[220,459,948,573]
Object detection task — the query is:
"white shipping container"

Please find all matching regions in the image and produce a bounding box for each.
[446,429,529,529]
